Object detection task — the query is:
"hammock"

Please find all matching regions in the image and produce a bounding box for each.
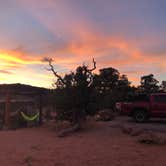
[21,112,39,121]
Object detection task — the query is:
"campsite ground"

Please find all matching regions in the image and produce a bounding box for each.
[0,117,166,166]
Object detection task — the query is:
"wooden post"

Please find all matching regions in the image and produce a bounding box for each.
[39,93,43,125]
[4,91,11,129]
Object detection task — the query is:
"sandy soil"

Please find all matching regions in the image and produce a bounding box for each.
[0,119,166,166]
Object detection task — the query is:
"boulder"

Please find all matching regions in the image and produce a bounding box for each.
[138,131,166,145]
[121,125,132,134]
[121,125,144,136]
[95,109,115,121]
[130,127,145,136]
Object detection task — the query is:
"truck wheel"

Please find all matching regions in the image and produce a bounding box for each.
[133,110,147,123]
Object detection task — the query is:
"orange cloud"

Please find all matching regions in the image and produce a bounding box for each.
[41,29,166,86]
[0,50,41,65]
[0,49,45,86]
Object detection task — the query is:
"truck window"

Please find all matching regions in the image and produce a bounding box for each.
[133,94,149,102]
[154,95,166,103]
[126,94,149,102]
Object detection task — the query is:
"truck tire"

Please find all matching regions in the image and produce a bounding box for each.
[133,110,147,123]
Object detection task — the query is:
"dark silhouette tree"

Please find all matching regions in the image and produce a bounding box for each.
[139,74,159,93]
[116,74,132,101]
[160,81,166,92]
[93,68,132,109]
[118,74,131,88]
[93,67,120,94]
[43,57,96,136]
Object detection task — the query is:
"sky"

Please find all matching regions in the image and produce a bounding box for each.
[0,0,165,88]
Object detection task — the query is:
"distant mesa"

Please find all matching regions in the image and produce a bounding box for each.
[0,83,48,95]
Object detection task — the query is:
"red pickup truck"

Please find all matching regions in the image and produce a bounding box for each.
[116,93,166,122]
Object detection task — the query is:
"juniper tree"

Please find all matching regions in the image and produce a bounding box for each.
[43,57,96,136]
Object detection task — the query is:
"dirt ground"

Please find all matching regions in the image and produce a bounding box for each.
[0,117,166,166]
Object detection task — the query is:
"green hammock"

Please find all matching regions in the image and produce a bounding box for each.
[21,112,39,121]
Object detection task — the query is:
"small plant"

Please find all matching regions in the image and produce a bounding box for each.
[23,155,33,166]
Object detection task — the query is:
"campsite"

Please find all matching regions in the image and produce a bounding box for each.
[0,1,166,166]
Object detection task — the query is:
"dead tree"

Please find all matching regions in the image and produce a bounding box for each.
[43,57,96,137]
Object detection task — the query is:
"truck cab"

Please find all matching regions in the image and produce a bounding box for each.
[150,93,166,117]
[116,93,166,122]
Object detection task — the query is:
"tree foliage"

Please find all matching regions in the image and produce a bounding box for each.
[43,57,96,124]
[139,74,159,93]
[161,81,166,92]
[43,58,163,125]
[93,67,132,108]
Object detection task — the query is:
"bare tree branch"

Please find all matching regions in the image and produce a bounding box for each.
[88,58,96,72]
[42,57,66,85]
[86,58,96,87]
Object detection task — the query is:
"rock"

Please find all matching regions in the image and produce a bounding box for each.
[130,128,144,136]
[121,125,132,134]
[95,109,115,121]
[121,125,145,137]
[138,131,166,145]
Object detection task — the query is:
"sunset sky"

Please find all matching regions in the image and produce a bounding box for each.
[0,0,165,88]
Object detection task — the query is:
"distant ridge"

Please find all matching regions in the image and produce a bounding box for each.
[0,83,49,94]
